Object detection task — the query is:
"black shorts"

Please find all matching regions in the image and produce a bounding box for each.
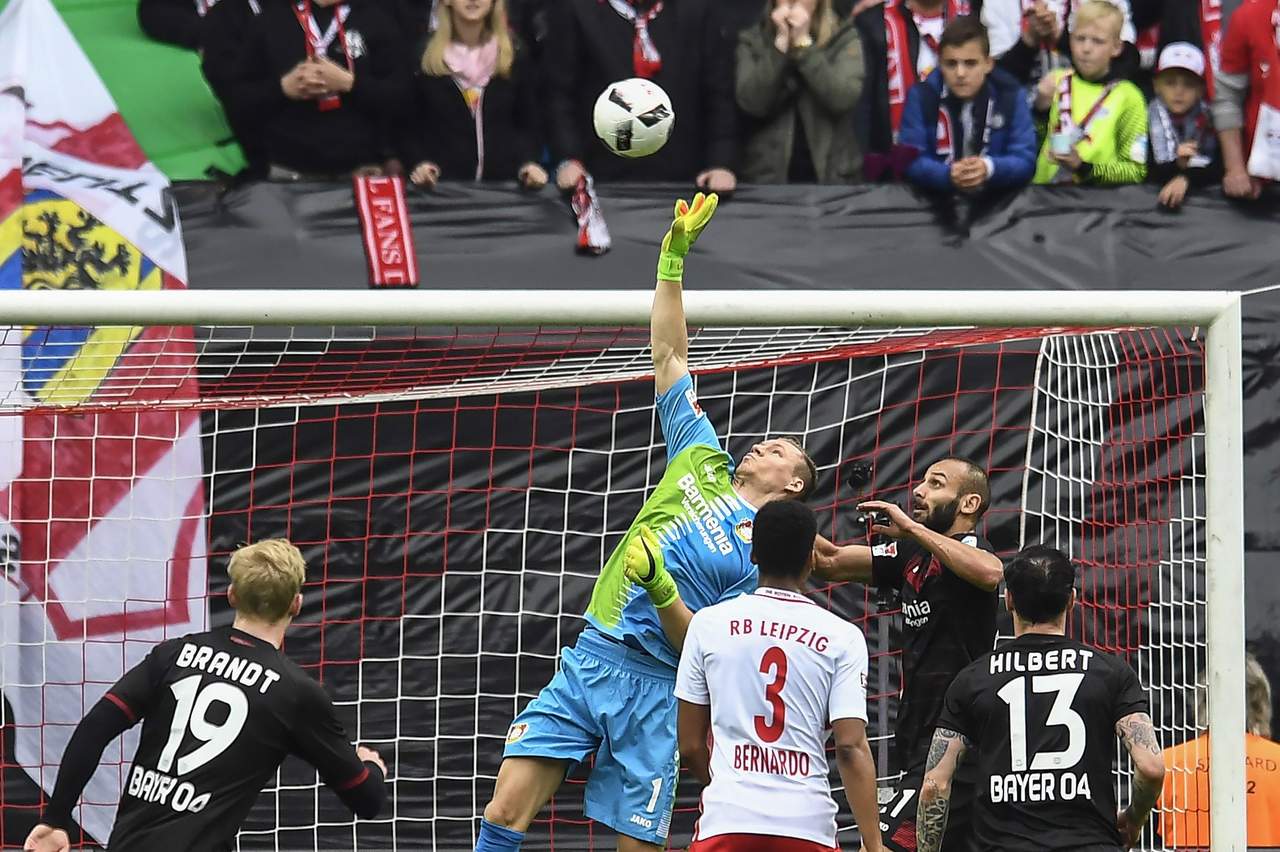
[880,767,978,852]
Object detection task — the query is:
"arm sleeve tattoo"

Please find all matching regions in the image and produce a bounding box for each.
[1116,712,1163,823]
[917,728,972,852]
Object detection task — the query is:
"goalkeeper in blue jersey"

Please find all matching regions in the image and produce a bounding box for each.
[475,195,832,852]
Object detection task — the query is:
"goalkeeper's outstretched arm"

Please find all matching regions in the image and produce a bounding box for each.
[652,193,718,396]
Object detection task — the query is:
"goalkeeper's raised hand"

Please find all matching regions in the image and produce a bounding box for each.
[624,526,678,610]
[657,192,719,284]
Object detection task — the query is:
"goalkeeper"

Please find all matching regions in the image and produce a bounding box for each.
[477,194,821,852]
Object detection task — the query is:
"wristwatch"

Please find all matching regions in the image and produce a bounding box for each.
[1075,161,1094,182]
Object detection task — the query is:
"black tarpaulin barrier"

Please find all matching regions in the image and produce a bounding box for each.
[174,182,1280,292]
[2,182,1276,851]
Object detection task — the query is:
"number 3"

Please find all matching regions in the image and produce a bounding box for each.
[754,646,788,743]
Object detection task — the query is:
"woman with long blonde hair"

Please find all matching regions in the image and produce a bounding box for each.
[403,0,547,189]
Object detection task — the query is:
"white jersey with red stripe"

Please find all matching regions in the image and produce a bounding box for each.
[674,587,870,846]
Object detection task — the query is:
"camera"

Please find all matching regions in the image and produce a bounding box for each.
[843,460,888,536]
[844,460,873,491]
[854,508,889,536]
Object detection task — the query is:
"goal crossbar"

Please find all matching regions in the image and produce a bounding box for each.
[0,287,1247,850]
[0,288,1242,327]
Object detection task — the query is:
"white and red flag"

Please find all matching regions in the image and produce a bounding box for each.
[0,0,207,841]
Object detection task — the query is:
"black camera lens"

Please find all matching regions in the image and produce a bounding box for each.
[855,509,889,534]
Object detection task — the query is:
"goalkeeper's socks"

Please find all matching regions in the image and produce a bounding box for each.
[476,818,524,851]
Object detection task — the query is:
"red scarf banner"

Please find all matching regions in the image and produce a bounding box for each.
[292,0,352,110]
[354,175,420,288]
[884,0,969,137]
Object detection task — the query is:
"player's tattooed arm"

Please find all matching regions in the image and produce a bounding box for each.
[1115,712,1166,847]
[916,727,972,852]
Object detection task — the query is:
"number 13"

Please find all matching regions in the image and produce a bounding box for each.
[996,673,1086,771]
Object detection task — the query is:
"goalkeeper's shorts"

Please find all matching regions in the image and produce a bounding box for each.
[689,835,840,851]
[502,628,679,844]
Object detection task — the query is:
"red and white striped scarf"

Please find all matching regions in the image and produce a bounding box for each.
[606,0,664,78]
[1056,70,1118,144]
[1200,0,1223,98]
[885,0,969,137]
[936,91,994,162]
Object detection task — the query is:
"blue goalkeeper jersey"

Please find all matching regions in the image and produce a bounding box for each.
[584,374,757,669]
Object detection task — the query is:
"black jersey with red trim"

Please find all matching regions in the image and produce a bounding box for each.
[872,532,998,772]
[103,627,369,851]
[936,633,1149,850]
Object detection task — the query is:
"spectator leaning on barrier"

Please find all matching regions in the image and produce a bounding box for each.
[224,0,412,179]
[734,0,865,183]
[855,0,970,181]
[401,0,547,190]
[1213,0,1280,199]
[1033,0,1148,185]
[899,16,1037,194]
[1147,42,1222,209]
[544,0,738,191]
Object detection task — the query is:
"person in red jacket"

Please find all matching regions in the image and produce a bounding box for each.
[1213,0,1280,198]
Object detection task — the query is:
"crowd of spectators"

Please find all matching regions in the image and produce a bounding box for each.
[139,0,1277,210]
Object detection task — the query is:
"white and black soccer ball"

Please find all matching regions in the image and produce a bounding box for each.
[592,78,675,159]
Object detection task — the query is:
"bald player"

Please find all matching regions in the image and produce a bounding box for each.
[813,457,1004,852]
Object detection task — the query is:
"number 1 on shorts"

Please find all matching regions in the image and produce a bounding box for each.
[646,777,662,812]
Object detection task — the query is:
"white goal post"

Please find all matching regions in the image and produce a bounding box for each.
[0,287,1246,851]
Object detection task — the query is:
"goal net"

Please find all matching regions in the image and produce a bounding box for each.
[0,314,1224,850]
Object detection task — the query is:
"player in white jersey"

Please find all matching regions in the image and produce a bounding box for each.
[673,500,884,852]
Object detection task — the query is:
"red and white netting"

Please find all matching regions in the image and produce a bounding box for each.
[0,322,1206,850]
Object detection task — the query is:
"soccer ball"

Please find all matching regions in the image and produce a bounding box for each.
[592,78,675,159]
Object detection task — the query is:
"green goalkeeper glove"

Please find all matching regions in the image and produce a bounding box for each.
[623,526,678,610]
[657,192,719,283]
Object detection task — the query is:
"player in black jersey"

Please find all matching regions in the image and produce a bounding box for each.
[23,540,387,852]
[916,545,1166,852]
[813,457,1003,852]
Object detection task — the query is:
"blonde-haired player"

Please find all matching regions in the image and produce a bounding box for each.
[24,540,386,852]
[674,500,883,852]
